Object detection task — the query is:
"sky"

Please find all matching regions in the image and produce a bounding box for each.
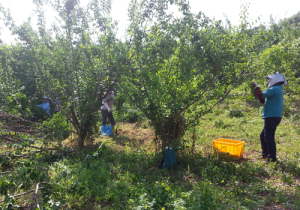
[1,0,300,43]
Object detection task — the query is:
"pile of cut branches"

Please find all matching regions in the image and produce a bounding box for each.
[0,111,75,209]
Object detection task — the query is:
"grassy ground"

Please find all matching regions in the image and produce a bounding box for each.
[1,90,300,209]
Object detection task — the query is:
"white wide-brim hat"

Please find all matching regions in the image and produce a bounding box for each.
[265,73,288,88]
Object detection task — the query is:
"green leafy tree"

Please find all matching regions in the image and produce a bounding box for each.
[248,11,300,93]
[1,0,127,147]
[122,0,262,149]
[0,43,41,119]
[255,37,300,94]
[281,11,300,29]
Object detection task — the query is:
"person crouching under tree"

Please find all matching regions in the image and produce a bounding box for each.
[252,72,287,163]
[37,96,51,116]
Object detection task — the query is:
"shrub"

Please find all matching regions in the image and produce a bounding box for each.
[214,119,231,129]
[115,106,145,123]
[228,109,245,118]
[43,112,70,141]
[5,92,31,118]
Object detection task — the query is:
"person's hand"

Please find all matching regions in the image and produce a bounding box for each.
[252,81,258,88]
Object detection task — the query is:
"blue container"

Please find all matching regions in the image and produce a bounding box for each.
[163,147,177,169]
[100,125,115,136]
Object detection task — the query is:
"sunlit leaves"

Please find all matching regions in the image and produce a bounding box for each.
[123,0,258,147]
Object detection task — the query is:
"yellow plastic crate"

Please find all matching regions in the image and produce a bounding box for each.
[212,139,244,159]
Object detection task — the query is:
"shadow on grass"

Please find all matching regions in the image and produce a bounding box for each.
[3,141,296,210]
[21,134,298,210]
[246,98,262,109]
[65,143,299,209]
[97,133,153,149]
[112,135,143,147]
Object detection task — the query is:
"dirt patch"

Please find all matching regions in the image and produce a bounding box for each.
[62,123,156,153]
[263,205,286,210]
[62,134,79,148]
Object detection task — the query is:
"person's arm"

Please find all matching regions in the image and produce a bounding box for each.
[102,94,111,112]
[254,87,265,104]
[109,92,115,110]
[252,82,265,104]
[262,87,277,99]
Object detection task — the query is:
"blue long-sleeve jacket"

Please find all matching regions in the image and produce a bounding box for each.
[262,85,284,118]
[254,85,284,118]
[37,102,51,115]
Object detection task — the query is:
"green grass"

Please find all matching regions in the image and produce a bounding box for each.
[1,90,300,209]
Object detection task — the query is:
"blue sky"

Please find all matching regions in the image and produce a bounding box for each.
[1,0,299,43]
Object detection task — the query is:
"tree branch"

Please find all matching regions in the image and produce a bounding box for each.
[118,83,152,120]
[142,80,161,124]
[173,78,214,119]
[186,65,258,127]
[69,106,80,132]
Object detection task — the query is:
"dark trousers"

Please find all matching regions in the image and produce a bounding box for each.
[101,110,115,126]
[260,117,281,161]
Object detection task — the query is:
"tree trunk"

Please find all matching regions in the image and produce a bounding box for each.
[155,115,186,151]
[78,130,86,148]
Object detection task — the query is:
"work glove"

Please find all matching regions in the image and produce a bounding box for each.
[251,81,258,88]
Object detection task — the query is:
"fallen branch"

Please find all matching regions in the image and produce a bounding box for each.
[55,149,76,157]
[0,124,49,134]
[0,182,47,203]
[23,145,58,151]
[0,188,41,203]
[0,112,48,129]
[2,149,75,159]
[12,205,31,209]
[34,183,40,209]
[7,150,45,158]
[0,170,15,175]
[0,135,58,150]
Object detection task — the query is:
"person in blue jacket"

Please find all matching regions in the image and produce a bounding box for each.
[37,96,51,116]
[252,73,287,163]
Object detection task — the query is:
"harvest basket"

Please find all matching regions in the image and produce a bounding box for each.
[212,139,244,159]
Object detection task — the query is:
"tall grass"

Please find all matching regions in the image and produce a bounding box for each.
[1,89,300,209]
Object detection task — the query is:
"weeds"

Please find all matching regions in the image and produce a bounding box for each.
[1,91,300,209]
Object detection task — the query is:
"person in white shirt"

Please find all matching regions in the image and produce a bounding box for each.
[101,88,116,126]
[37,96,51,116]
